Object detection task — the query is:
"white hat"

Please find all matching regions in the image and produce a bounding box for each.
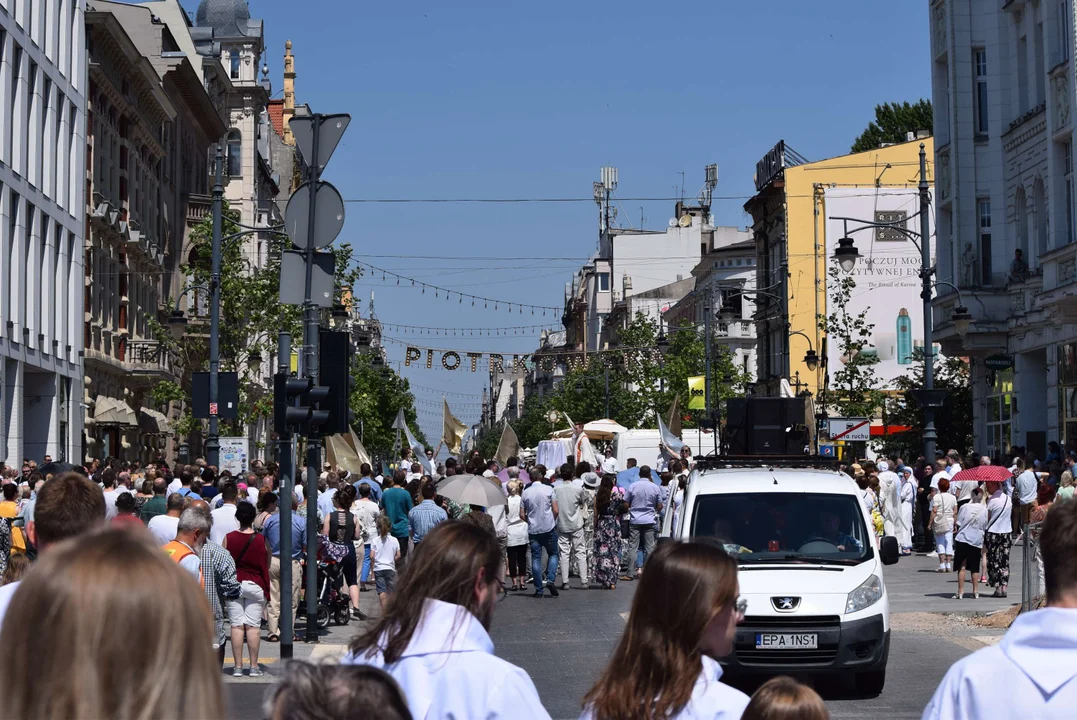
[482,470,495,478]
[601,457,618,475]
[877,461,889,472]
[582,472,601,489]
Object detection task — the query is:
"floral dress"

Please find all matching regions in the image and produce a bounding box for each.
[593,494,626,588]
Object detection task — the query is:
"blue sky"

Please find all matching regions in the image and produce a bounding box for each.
[185,1,932,440]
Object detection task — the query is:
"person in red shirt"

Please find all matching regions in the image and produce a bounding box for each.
[110,492,143,530]
[224,502,271,677]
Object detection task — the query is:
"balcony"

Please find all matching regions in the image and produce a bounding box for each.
[185,194,212,227]
[126,340,177,383]
[932,288,1009,356]
[1036,242,1077,322]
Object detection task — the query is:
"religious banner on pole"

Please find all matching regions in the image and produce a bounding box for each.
[442,399,468,455]
[667,394,682,438]
[657,410,687,460]
[402,417,436,476]
[494,422,520,467]
[687,376,706,409]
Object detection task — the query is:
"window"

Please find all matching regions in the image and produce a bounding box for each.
[1016,186,1028,257]
[1066,141,1075,244]
[987,369,1014,459]
[230,51,240,80]
[1018,36,1029,115]
[1035,23,1046,105]
[979,199,993,285]
[1034,178,1047,256]
[597,272,609,292]
[1060,1,1072,64]
[226,129,241,176]
[975,50,989,135]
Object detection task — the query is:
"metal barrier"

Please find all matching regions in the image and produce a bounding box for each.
[1020,521,1045,613]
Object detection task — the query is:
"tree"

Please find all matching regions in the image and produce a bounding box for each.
[348,354,426,459]
[851,100,933,154]
[149,202,361,444]
[818,264,884,421]
[877,352,973,460]
[514,391,555,449]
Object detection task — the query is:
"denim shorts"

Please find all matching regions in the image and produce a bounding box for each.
[374,569,396,594]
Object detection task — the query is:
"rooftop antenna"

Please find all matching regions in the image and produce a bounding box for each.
[367,291,377,321]
[678,170,686,202]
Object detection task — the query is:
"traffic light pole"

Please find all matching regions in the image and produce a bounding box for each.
[206,145,224,468]
[302,118,323,644]
[276,332,295,658]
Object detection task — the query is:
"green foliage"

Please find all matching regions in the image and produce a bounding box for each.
[472,423,504,462]
[851,100,933,154]
[348,354,426,458]
[818,265,884,419]
[877,352,973,459]
[514,391,555,449]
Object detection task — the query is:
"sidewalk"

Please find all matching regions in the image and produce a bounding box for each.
[223,586,381,684]
[885,548,1023,615]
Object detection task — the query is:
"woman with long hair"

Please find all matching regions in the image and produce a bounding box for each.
[322,485,361,616]
[592,476,626,590]
[255,490,278,533]
[582,540,749,719]
[0,528,225,719]
[505,479,529,590]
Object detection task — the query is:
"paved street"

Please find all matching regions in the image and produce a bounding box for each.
[226,549,1024,719]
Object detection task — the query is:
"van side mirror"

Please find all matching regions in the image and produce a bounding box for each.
[879,536,899,565]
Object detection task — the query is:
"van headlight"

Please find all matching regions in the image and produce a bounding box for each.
[845,574,883,614]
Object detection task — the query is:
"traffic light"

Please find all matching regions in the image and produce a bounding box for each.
[319,330,354,435]
[274,374,331,435]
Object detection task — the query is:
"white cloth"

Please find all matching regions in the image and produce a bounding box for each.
[506,496,528,546]
[898,478,915,548]
[922,607,1077,720]
[147,515,180,546]
[1016,470,1038,506]
[536,440,567,470]
[318,488,338,518]
[951,480,975,502]
[209,504,240,546]
[878,471,901,535]
[932,492,957,534]
[246,486,260,505]
[371,535,399,572]
[580,655,748,720]
[344,599,550,720]
[487,503,508,539]
[351,499,379,544]
[227,580,266,627]
[931,472,948,491]
[947,463,961,478]
[955,503,987,548]
[986,490,1013,535]
[0,579,19,631]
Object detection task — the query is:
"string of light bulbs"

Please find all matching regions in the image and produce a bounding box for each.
[357,262,562,315]
[381,322,561,337]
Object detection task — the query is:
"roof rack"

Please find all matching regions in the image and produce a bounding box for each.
[692,455,844,471]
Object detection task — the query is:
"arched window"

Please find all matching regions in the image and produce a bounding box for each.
[226,129,241,177]
[1016,185,1028,258]
[1033,178,1047,256]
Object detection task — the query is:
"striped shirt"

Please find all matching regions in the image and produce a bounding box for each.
[200,541,240,646]
[408,499,448,545]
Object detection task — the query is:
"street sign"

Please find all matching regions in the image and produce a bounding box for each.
[286,181,345,249]
[209,403,218,416]
[289,113,351,171]
[280,250,335,306]
[828,417,871,442]
[192,372,239,419]
[984,354,1014,371]
[687,376,706,409]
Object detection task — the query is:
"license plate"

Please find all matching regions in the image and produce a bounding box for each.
[755,633,818,649]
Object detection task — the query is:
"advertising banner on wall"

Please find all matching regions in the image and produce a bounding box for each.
[824,188,936,388]
[219,437,248,477]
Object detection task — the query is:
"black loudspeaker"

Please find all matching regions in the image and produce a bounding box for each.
[722,397,808,455]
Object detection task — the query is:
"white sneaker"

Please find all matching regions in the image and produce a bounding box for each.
[926,551,938,558]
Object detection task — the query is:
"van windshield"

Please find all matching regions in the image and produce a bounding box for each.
[689,492,872,565]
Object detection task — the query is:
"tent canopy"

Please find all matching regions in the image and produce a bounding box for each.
[550,419,627,442]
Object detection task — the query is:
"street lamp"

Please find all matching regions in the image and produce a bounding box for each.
[952,304,972,338]
[833,234,860,274]
[787,328,820,374]
[167,308,190,341]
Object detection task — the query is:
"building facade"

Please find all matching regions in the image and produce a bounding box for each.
[745,138,935,400]
[664,235,758,382]
[0,0,87,464]
[930,0,1077,459]
[82,1,226,463]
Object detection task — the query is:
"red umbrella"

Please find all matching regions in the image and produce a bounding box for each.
[951,465,1013,483]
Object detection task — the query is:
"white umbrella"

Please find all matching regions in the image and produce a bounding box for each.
[435,473,507,507]
[550,418,628,442]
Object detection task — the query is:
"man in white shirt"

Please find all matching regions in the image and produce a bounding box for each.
[351,483,380,589]
[553,473,589,590]
[343,521,551,720]
[148,493,186,546]
[209,480,241,545]
[0,472,106,628]
[1015,457,1039,531]
[922,497,1077,719]
[946,450,962,478]
[100,469,123,520]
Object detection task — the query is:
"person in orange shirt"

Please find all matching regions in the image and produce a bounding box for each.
[163,499,212,587]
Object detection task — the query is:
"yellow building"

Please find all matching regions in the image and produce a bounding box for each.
[744,136,935,398]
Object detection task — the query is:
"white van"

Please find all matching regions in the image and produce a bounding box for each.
[660,462,898,694]
[611,429,716,471]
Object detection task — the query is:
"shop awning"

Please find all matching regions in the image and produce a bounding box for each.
[139,407,171,435]
[93,396,138,428]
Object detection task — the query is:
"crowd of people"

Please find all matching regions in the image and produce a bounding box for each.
[841,445,1071,601]
[0,440,1073,719]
